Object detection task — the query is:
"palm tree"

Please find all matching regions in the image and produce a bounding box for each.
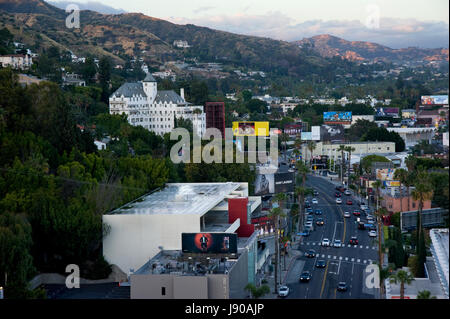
[307,141,316,169]
[393,168,408,213]
[337,145,346,184]
[296,161,310,187]
[372,179,386,296]
[344,146,355,182]
[417,290,437,299]
[411,171,434,240]
[280,133,289,162]
[268,204,286,294]
[389,269,414,299]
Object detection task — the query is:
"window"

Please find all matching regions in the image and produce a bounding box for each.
[161,287,166,296]
[412,202,416,208]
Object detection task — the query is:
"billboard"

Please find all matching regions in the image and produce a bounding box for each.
[274,172,295,193]
[323,111,352,124]
[254,172,294,195]
[182,233,238,254]
[376,168,396,181]
[421,95,448,105]
[254,174,275,195]
[376,107,399,117]
[320,124,345,142]
[301,132,312,140]
[232,121,269,136]
[383,180,401,187]
[311,126,321,141]
[284,124,302,136]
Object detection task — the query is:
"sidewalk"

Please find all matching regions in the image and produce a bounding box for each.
[260,237,303,299]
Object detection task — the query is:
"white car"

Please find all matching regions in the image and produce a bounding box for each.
[278,285,290,297]
[343,212,351,218]
[333,239,342,248]
[368,230,377,237]
[336,198,342,204]
[312,198,318,204]
[344,190,351,196]
[321,238,330,246]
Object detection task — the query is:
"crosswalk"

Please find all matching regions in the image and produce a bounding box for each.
[304,241,377,250]
[311,253,374,264]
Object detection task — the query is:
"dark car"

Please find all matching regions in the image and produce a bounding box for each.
[314,209,323,215]
[316,260,326,268]
[313,190,319,196]
[337,282,348,291]
[316,218,325,226]
[346,199,353,205]
[301,229,310,237]
[353,210,361,216]
[305,250,316,258]
[304,202,311,208]
[299,271,312,282]
[307,208,313,214]
[335,192,341,197]
[338,187,346,193]
[349,236,358,245]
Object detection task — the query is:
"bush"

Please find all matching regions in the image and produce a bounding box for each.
[407,255,419,277]
[81,255,112,280]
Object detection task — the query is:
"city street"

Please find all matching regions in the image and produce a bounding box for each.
[285,174,379,299]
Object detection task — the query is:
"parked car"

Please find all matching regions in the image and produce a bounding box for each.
[346,199,353,205]
[321,238,330,247]
[313,190,319,196]
[336,198,342,204]
[337,282,348,291]
[349,236,358,245]
[316,260,326,268]
[344,190,351,196]
[305,250,316,258]
[306,208,313,214]
[314,209,323,215]
[278,285,290,297]
[299,271,312,282]
[369,230,377,237]
[344,211,351,218]
[316,218,324,226]
[333,239,342,248]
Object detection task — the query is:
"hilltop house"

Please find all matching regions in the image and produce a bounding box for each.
[109,74,206,137]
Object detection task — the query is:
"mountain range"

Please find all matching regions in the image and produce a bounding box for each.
[0,0,448,74]
[295,34,448,63]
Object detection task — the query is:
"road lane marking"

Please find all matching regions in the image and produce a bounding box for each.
[345,257,348,261]
[366,246,369,249]
[333,256,337,259]
[322,254,325,258]
[339,256,343,260]
[328,255,331,259]
[360,245,363,248]
[351,258,355,262]
[319,260,330,299]
[363,260,367,264]
[357,259,361,263]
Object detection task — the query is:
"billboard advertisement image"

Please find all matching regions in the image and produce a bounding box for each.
[320,124,345,142]
[323,111,352,124]
[284,123,302,136]
[376,107,399,117]
[274,172,295,193]
[232,121,269,136]
[421,95,448,105]
[254,174,275,195]
[376,168,396,181]
[182,233,238,254]
[301,132,312,140]
[311,126,321,141]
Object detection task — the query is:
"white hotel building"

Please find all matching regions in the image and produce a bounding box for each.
[109,73,206,136]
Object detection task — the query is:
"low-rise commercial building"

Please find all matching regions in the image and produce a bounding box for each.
[386,127,435,149]
[102,182,262,275]
[381,186,432,213]
[302,141,396,159]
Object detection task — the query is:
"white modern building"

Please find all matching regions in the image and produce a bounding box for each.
[302,141,396,159]
[109,74,206,136]
[429,228,449,298]
[386,127,435,149]
[102,182,261,274]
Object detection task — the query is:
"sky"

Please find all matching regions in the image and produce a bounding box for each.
[50,0,449,48]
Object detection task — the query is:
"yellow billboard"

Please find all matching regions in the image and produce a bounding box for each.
[232,121,269,136]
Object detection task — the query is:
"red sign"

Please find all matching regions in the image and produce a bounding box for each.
[391,296,410,299]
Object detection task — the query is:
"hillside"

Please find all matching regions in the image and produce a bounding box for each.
[0,0,334,77]
[295,34,449,63]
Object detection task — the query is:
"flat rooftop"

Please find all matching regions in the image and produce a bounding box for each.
[107,182,242,216]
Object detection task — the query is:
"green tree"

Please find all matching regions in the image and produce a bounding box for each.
[389,269,414,299]
[268,205,286,294]
[417,290,437,299]
[98,57,111,103]
[245,283,270,299]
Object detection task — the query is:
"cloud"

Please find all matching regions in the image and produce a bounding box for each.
[168,12,449,48]
[193,6,215,14]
